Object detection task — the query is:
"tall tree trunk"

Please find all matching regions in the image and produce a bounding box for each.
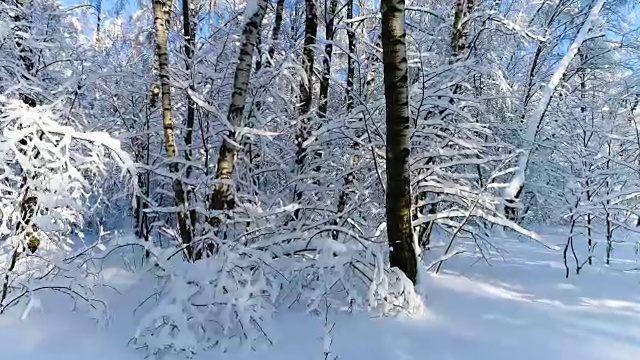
[267,0,286,66]
[451,0,465,60]
[381,0,417,283]
[152,0,194,257]
[345,0,355,111]
[244,0,272,198]
[182,0,198,235]
[10,0,37,234]
[255,32,264,72]
[318,0,337,119]
[577,50,593,265]
[208,0,268,228]
[504,0,607,218]
[414,0,473,246]
[183,0,196,171]
[605,142,613,264]
[314,0,336,180]
[95,0,103,44]
[293,0,318,219]
[1,0,45,306]
[332,0,356,238]
[135,102,152,244]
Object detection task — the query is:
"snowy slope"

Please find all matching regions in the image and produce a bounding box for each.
[3,227,640,360]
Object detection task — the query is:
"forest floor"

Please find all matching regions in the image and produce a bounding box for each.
[2,226,640,360]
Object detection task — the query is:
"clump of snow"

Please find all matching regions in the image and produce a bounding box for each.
[242,0,261,27]
[0,21,10,41]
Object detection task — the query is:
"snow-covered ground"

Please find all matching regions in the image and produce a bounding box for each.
[3,227,640,360]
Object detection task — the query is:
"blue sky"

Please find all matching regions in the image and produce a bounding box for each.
[60,0,136,16]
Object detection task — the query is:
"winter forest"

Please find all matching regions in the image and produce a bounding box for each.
[2,0,640,358]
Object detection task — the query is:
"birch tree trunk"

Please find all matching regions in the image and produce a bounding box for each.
[152,0,194,256]
[381,0,417,283]
[208,0,267,228]
[503,0,608,217]
[451,0,465,60]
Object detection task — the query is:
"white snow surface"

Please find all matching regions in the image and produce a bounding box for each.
[3,226,640,360]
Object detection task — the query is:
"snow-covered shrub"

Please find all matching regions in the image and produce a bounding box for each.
[131,208,424,357]
[131,240,280,356]
[0,99,135,315]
